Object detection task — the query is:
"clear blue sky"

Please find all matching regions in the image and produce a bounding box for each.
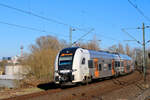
[0,0,150,57]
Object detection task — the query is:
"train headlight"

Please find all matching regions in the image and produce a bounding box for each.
[55,70,59,73]
[59,70,71,73]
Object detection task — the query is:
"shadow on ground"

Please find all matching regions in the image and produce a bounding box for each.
[37,82,59,90]
[37,71,135,91]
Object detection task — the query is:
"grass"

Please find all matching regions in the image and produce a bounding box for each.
[0,87,44,99]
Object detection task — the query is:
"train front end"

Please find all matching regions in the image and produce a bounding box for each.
[54,47,79,85]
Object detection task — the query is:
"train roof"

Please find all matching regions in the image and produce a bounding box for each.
[88,49,115,59]
[61,47,132,61]
[88,49,131,60]
[119,54,132,60]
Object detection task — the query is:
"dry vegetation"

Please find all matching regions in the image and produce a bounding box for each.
[21,36,63,84]
[75,36,100,50]
[0,60,7,74]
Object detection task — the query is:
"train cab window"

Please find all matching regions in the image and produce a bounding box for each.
[81,58,85,65]
[115,61,118,67]
[98,64,102,71]
[108,64,111,70]
[88,60,93,68]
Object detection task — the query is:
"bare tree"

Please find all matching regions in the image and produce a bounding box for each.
[118,43,125,54]
[78,35,100,50]
[0,60,7,74]
[125,44,131,56]
[22,35,66,82]
[108,44,117,52]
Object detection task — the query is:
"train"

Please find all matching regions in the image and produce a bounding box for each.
[54,47,134,85]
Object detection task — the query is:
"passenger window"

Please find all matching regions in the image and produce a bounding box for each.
[99,64,102,71]
[81,58,85,64]
[118,62,120,67]
[126,62,128,66]
[121,62,124,66]
[108,64,111,70]
[88,60,93,68]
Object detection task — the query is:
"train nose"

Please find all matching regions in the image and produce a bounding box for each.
[60,75,69,81]
[58,71,74,83]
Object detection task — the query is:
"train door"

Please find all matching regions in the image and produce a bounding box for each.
[94,58,99,78]
[88,60,95,78]
[98,62,102,78]
[107,60,113,76]
[99,59,108,78]
[124,60,127,73]
[112,59,115,76]
[80,53,89,80]
[121,61,124,73]
[129,60,132,72]
[127,60,130,73]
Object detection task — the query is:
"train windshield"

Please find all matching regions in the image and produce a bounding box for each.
[58,47,78,70]
[59,56,72,66]
[58,54,73,70]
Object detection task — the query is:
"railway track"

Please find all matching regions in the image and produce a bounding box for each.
[2,70,146,100]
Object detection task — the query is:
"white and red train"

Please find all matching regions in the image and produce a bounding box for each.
[54,47,134,85]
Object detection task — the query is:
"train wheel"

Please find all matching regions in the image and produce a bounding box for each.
[82,76,91,85]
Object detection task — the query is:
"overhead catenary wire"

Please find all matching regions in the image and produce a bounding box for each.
[73,29,123,44]
[0,3,87,32]
[0,2,123,44]
[95,33,122,42]
[0,3,68,26]
[0,20,121,44]
[0,3,129,45]
[0,20,68,38]
[121,28,142,45]
[128,0,150,22]
[72,28,94,45]
[74,32,123,44]
[121,27,138,30]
